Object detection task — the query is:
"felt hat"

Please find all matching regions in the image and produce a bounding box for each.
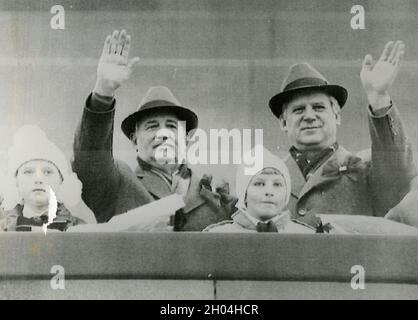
[121,86,198,139]
[269,63,348,118]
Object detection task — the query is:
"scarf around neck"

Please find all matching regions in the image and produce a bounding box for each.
[289,142,339,179]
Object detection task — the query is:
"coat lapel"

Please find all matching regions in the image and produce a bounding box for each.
[136,165,206,213]
[286,147,353,201]
[135,166,171,199]
[299,146,353,199]
[298,163,328,200]
[285,154,306,199]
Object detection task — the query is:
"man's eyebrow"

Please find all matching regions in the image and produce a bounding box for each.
[166,119,178,124]
[290,103,305,109]
[144,120,159,126]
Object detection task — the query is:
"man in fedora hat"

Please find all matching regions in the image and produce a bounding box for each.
[73,30,236,230]
[268,41,416,227]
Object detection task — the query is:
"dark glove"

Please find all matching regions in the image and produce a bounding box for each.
[199,174,213,191]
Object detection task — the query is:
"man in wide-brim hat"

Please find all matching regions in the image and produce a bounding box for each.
[268,41,416,227]
[73,30,236,230]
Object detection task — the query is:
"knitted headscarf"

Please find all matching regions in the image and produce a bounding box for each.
[235,145,291,213]
[0,125,82,211]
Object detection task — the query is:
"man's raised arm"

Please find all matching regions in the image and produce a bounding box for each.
[360,40,417,216]
[73,30,145,222]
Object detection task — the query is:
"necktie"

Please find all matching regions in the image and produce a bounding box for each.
[256,220,278,232]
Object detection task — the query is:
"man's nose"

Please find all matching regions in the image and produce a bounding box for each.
[156,128,174,141]
[303,106,316,120]
[155,133,167,142]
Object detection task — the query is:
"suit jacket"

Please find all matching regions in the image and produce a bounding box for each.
[286,104,417,226]
[73,94,234,231]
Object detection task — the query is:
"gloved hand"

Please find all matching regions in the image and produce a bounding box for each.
[199,175,238,217]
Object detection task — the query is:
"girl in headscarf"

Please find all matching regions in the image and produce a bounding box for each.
[0,125,96,232]
[204,146,315,233]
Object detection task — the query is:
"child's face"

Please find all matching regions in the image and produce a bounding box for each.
[16,160,63,209]
[245,173,287,221]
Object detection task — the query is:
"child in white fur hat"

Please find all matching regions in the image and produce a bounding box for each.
[0,125,95,232]
[204,146,315,233]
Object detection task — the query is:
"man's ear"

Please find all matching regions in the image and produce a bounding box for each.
[330,97,342,125]
[335,112,341,125]
[130,134,137,148]
[185,130,195,146]
[279,117,287,132]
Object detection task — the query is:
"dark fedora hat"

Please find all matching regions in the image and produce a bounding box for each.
[121,86,198,139]
[269,63,348,118]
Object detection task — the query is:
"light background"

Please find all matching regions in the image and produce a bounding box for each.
[0,0,418,190]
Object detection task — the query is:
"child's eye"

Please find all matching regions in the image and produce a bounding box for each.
[43,169,54,176]
[23,168,34,175]
[254,182,264,187]
[274,182,284,187]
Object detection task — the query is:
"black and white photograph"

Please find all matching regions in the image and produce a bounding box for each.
[0,0,418,303]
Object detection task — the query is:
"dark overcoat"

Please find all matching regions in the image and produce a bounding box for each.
[73,94,235,231]
[285,105,417,226]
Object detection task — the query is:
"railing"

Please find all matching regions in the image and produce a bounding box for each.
[1,232,418,299]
